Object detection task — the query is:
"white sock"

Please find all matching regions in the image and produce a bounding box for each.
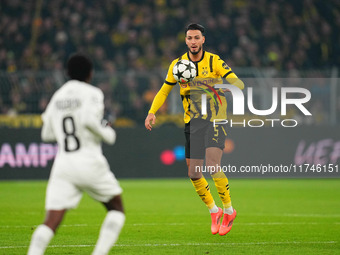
[92,210,125,255]
[209,205,219,213]
[224,206,234,215]
[27,224,54,255]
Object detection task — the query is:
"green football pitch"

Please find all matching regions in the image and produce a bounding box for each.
[0,178,339,255]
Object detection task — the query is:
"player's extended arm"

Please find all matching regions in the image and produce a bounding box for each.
[86,116,116,145]
[85,92,116,145]
[145,83,174,131]
[225,72,244,90]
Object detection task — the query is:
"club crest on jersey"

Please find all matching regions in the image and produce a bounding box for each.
[201,67,208,76]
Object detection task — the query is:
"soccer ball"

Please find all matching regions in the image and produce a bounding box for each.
[172,59,197,83]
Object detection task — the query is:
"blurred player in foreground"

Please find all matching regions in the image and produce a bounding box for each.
[145,23,244,235]
[27,53,125,255]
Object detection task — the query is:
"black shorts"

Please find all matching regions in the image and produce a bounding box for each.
[184,118,227,159]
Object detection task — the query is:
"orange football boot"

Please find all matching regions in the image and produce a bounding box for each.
[219,209,237,236]
[210,207,223,234]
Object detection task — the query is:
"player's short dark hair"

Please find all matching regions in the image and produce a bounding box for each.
[185,23,205,36]
[67,53,93,82]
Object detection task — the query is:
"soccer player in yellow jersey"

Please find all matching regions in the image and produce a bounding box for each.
[145,23,244,236]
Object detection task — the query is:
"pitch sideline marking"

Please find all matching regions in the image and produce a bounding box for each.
[126,212,340,217]
[0,241,337,249]
[1,222,338,229]
[2,212,340,217]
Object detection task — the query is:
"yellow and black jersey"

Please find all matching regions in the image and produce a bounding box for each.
[149,51,244,123]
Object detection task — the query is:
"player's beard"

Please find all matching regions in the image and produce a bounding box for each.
[188,45,202,55]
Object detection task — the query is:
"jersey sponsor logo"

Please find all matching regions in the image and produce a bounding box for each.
[179,78,219,88]
[190,78,220,87]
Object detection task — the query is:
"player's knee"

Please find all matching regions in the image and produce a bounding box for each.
[103,195,124,213]
[205,161,221,175]
[205,157,221,168]
[205,161,219,169]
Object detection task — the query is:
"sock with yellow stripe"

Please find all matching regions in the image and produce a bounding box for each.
[191,177,217,212]
[211,171,233,212]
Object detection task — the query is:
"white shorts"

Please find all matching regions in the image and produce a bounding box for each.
[45,154,122,210]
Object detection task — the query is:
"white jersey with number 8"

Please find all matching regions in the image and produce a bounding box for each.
[42,80,122,210]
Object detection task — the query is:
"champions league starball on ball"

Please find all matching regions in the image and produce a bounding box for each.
[172,59,197,83]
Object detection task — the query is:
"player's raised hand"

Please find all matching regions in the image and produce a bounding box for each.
[145,113,156,131]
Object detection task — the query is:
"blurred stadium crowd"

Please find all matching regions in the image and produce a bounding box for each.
[0,0,339,124]
[2,0,340,71]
